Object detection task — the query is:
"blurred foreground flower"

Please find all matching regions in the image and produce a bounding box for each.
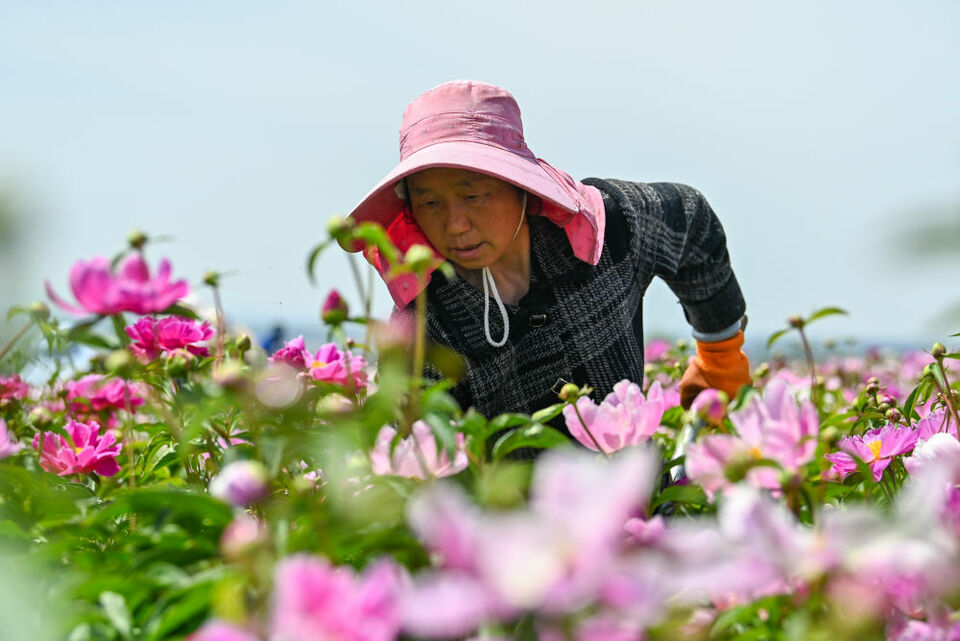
[45,254,189,316]
[0,418,24,459]
[0,374,30,402]
[125,316,214,361]
[186,621,259,641]
[210,460,269,507]
[562,380,665,454]
[32,419,121,476]
[370,422,468,479]
[270,554,401,641]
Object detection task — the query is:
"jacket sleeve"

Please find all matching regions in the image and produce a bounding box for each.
[584,178,746,335]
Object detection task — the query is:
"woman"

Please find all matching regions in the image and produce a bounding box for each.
[347,80,750,420]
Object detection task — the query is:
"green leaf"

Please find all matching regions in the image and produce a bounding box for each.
[492,424,570,459]
[487,413,530,435]
[159,303,200,320]
[99,591,132,640]
[530,402,565,425]
[422,412,458,459]
[144,580,215,641]
[306,239,333,286]
[651,483,708,510]
[5,305,26,321]
[766,328,791,349]
[805,306,849,324]
[111,313,131,348]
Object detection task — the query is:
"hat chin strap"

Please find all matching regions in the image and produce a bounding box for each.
[481,192,526,348]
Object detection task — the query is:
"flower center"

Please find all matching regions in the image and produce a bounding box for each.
[311,360,327,369]
[867,439,883,462]
[748,446,763,459]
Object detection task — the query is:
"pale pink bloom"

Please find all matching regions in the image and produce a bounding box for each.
[269,335,309,369]
[400,571,497,639]
[915,407,957,441]
[562,380,665,453]
[624,515,666,546]
[887,618,960,641]
[904,433,960,479]
[270,554,401,641]
[643,339,671,363]
[575,615,646,641]
[125,316,214,361]
[209,460,269,507]
[186,621,258,641]
[660,381,682,410]
[0,418,24,459]
[686,379,818,497]
[32,419,121,476]
[220,513,268,561]
[46,254,188,316]
[0,374,30,401]
[65,374,145,414]
[370,422,468,480]
[307,342,368,389]
[690,388,728,424]
[825,424,919,482]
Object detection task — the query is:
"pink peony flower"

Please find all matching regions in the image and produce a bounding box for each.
[0,374,30,402]
[370,421,468,479]
[32,419,121,476]
[321,289,349,325]
[686,379,818,497]
[65,374,144,413]
[220,513,268,561]
[915,407,957,441]
[562,380,665,454]
[643,339,671,363]
[125,316,214,361]
[46,254,189,316]
[186,621,259,641]
[690,388,728,424]
[270,554,401,641]
[270,335,309,369]
[307,343,368,389]
[209,460,269,507]
[0,418,24,459]
[825,424,919,482]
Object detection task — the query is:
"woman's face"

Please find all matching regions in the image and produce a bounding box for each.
[406,168,526,270]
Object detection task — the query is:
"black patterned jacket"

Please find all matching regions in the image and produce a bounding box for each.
[400,178,746,423]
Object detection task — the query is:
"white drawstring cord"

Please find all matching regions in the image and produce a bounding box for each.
[481,193,526,348]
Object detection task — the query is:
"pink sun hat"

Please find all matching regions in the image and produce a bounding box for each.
[347,80,606,308]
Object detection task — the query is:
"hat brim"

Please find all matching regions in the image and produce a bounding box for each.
[347,141,579,234]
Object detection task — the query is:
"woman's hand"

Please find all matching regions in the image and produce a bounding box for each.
[679,331,752,409]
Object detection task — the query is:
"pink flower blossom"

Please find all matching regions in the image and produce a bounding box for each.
[220,513,268,561]
[686,379,818,497]
[690,388,728,424]
[644,339,671,363]
[46,254,189,316]
[270,554,401,641]
[186,621,259,641]
[270,335,308,369]
[321,289,349,325]
[562,380,666,454]
[65,374,145,420]
[125,316,214,361]
[307,343,368,389]
[825,424,919,482]
[915,407,957,441]
[0,419,24,459]
[32,419,121,476]
[210,460,269,506]
[370,422,468,480]
[0,374,30,402]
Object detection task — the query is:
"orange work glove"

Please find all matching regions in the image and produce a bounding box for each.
[679,330,752,410]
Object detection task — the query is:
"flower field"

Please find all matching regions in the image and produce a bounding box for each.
[1,224,959,641]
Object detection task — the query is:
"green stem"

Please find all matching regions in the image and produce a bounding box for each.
[572,403,610,459]
[412,278,427,387]
[0,321,33,363]
[934,360,960,432]
[212,286,226,365]
[797,327,818,406]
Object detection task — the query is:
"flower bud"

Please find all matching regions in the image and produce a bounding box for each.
[787,315,804,329]
[320,289,349,326]
[865,378,880,395]
[880,394,896,407]
[675,339,688,351]
[213,360,248,389]
[326,215,354,240]
[28,406,53,426]
[923,364,938,380]
[203,270,220,287]
[220,513,268,561]
[209,460,269,507]
[885,408,903,423]
[878,403,891,414]
[27,301,51,322]
[820,425,840,446]
[753,362,770,379]
[558,383,581,402]
[105,349,135,376]
[932,342,947,359]
[235,333,252,353]
[690,388,729,424]
[404,244,435,273]
[127,230,148,250]
[164,349,196,377]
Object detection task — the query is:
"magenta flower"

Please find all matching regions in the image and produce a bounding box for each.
[686,379,818,497]
[0,419,24,459]
[270,335,309,369]
[825,424,919,482]
[0,374,30,402]
[915,407,957,441]
[321,289,349,325]
[370,421,468,479]
[270,554,401,641]
[32,419,121,476]
[186,621,259,641]
[562,380,666,454]
[307,343,368,389]
[644,339,671,363]
[209,460,269,506]
[125,316,214,361]
[46,254,189,316]
[65,374,145,416]
[690,388,728,424]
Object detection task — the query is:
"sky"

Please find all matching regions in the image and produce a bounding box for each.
[1,0,959,350]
